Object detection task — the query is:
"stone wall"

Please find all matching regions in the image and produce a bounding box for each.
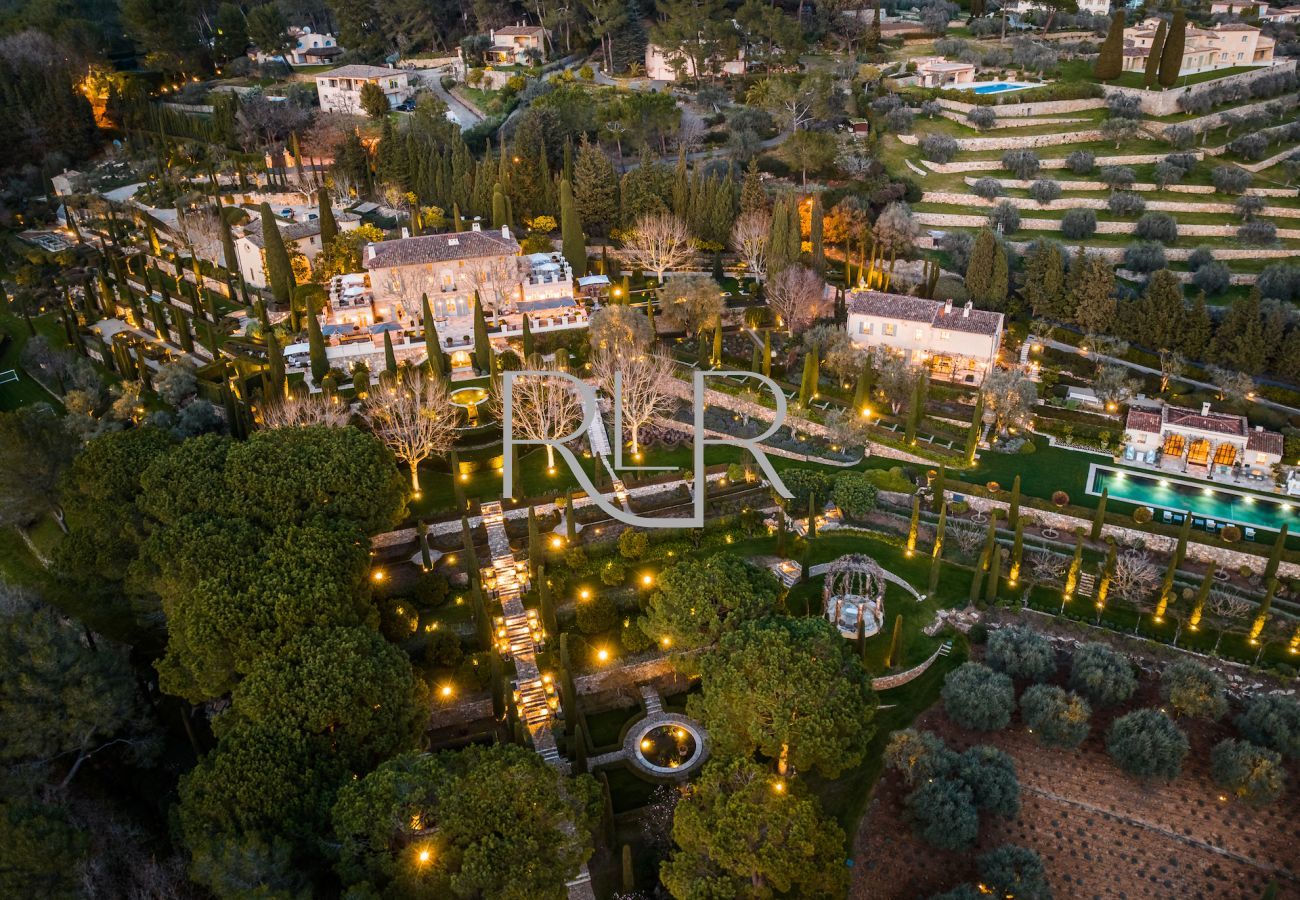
[870,643,948,691]
[1101,60,1297,116]
[1116,267,1257,285]
[935,97,1107,116]
[1143,94,1299,137]
[924,152,1176,173]
[961,175,1295,197]
[938,110,1093,128]
[913,211,1300,239]
[903,130,1104,151]
[921,191,1300,219]
[1003,241,1296,262]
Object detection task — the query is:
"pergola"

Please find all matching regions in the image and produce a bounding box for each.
[822,554,888,639]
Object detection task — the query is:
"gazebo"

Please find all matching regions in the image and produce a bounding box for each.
[823,555,888,639]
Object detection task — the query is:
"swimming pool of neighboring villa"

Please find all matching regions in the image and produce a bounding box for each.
[957,81,1038,94]
[1087,464,1297,535]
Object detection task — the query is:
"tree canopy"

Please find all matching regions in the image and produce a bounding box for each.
[640,553,782,652]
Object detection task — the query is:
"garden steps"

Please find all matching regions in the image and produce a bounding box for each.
[640,684,664,716]
[1076,571,1097,598]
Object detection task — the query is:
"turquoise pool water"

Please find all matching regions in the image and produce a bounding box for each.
[970,82,1033,94]
[1089,465,1297,534]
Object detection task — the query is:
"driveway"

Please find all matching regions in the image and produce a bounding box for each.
[413,70,483,129]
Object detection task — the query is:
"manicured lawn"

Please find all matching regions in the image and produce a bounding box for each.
[0,314,67,412]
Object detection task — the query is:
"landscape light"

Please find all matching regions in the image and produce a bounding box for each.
[596,647,610,663]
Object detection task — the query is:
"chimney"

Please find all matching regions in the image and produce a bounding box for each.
[1202,402,1212,416]
[501,225,511,239]
[963,301,972,318]
[471,220,481,232]
[1255,425,1263,432]
[366,245,375,260]
[401,226,410,239]
[943,299,953,315]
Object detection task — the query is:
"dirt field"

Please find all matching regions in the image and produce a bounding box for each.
[851,681,1300,900]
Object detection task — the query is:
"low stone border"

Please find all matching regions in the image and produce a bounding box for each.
[913,211,1300,239]
[621,713,710,779]
[922,190,1300,219]
[961,175,1296,198]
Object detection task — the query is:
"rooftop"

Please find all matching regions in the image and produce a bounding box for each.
[362,228,520,269]
[1247,430,1285,456]
[1164,404,1248,437]
[846,291,1004,336]
[317,65,405,80]
[1126,409,1162,434]
[493,24,545,35]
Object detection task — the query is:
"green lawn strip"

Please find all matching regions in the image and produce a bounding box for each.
[911,199,1290,229]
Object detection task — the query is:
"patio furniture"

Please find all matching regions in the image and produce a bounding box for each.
[1245,527,1257,541]
[1145,450,1157,464]
[1161,511,1172,523]
[1124,446,1136,461]
[1206,519,1218,532]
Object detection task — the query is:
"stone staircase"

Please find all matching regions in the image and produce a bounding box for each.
[1076,571,1097,598]
[640,684,664,716]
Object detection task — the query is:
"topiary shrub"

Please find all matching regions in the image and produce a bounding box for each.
[600,558,627,587]
[1221,524,1241,544]
[1106,709,1189,781]
[941,663,1016,731]
[1051,490,1069,507]
[1132,507,1153,524]
[832,471,880,520]
[577,593,619,633]
[619,529,648,559]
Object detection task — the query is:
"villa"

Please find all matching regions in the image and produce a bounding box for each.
[1261,5,1300,22]
[1123,402,1284,480]
[1121,19,1275,75]
[1210,0,1267,15]
[254,27,343,67]
[846,292,1003,385]
[1008,0,1110,16]
[487,24,547,64]
[232,210,360,289]
[645,41,746,81]
[314,65,412,114]
[913,56,977,88]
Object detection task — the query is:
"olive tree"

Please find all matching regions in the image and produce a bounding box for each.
[1236,694,1300,760]
[1211,165,1252,195]
[967,106,997,130]
[1123,241,1166,274]
[1061,208,1097,239]
[1210,739,1287,805]
[1068,642,1136,707]
[1020,684,1091,749]
[985,626,1056,682]
[1160,659,1228,720]
[979,845,1052,900]
[921,135,959,163]
[1192,261,1231,296]
[987,201,1021,235]
[1065,150,1095,174]
[1135,212,1177,244]
[972,177,1005,200]
[1106,709,1189,781]
[1108,191,1146,217]
[941,663,1015,731]
[1239,220,1277,246]
[1029,179,1061,206]
[1001,150,1040,180]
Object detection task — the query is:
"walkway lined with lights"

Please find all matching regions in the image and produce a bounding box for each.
[589,400,630,508]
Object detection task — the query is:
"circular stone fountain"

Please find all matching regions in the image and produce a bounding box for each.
[449,386,489,424]
[625,713,708,778]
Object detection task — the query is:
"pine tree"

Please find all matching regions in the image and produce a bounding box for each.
[1211,287,1266,372]
[1181,291,1214,359]
[1094,10,1126,80]
[1158,9,1186,88]
[740,159,766,213]
[1091,488,1108,541]
[573,137,619,237]
[1143,19,1167,88]
[306,292,328,384]
[560,178,587,278]
[472,293,491,373]
[318,186,337,248]
[259,202,293,305]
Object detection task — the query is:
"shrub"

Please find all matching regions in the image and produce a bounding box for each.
[1020,685,1091,749]
[1123,241,1166,274]
[922,135,959,163]
[1152,161,1184,188]
[1029,179,1061,205]
[1186,246,1215,272]
[886,106,916,134]
[780,468,835,507]
[972,177,1005,199]
[1069,642,1136,707]
[1107,709,1189,781]
[1160,659,1228,720]
[1236,694,1300,759]
[423,628,464,668]
[599,558,627,587]
[1107,191,1146,217]
[942,663,1015,731]
[577,593,619,633]
[1238,220,1277,246]
[967,106,997,130]
[832,471,879,520]
[1132,506,1152,524]
[621,617,652,652]
[1135,212,1177,244]
[985,626,1056,682]
[619,529,648,560]
[1051,490,1069,507]
[1221,524,1241,543]
[939,230,976,270]
[1192,261,1231,296]
[978,845,1051,900]
[1060,208,1097,239]
[1065,149,1095,174]
[1211,165,1252,195]
[1001,149,1040,180]
[988,201,1021,235]
[1210,739,1287,805]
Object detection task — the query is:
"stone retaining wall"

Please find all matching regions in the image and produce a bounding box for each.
[960,175,1296,197]
[921,190,1300,219]
[1003,241,1295,262]
[913,211,1300,238]
[904,130,1104,151]
[1144,95,1299,137]
[935,97,1107,116]
[1116,267,1257,285]
[870,643,948,691]
[924,153,1176,173]
[937,110,1093,128]
[1101,60,1297,116]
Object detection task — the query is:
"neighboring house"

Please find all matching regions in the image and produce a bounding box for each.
[913,56,977,87]
[1124,403,1284,477]
[645,41,746,81]
[487,24,547,64]
[1261,5,1300,21]
[845,292,1004,385]
[1121,18,1276,75]
[1210,0,1267,15]
[233,210,359,288]
[360,224,584,372]
[1007,0,1109,15]
[314,65,412,114]
[255,27,343,66]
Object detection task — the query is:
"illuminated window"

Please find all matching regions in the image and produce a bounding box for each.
[882,323,897,336]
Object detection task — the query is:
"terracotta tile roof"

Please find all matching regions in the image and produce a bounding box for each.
[1246,430,1284,456]
[493,25,544,35]
[846,291,1004,337]
[1163,405,1247,437]
[362,230,520,269]
[241,218,320,248]
[1126,409,1162,434]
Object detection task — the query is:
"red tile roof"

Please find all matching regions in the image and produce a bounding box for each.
[1247,430,1285,456]
[1164,405,1247,437]
[1126,409,1162,434]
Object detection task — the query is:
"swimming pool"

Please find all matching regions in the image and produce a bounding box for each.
[1087,464,1297,534]
[958,81,1037,94]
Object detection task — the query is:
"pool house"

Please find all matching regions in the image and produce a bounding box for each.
[1124,402,1284,483]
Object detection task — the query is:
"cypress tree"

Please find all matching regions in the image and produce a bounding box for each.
[384,330,398,376]
[492,182,508,231]
[353,361,370,397]
[969,562,985,606]
[1095,540,1117,618]
[1263,523,1288,585]
[218,208,237,273]
[1008,515,1024,585]
[1009,475,1021,529]
[985,546,1001,604]
[472,293,491,373]
[522,314,534,358]
[560,178,587,278]
[711,322,722,366]
[885,614,904,669]
[318,186,337,248]
[762,329,771,377]
[810,196,825,274]
[799,347,818,405]
[173,307,193,353]
[1091,488,1108,541]
[905,379,922,445]
[306,293,328,384]
[258,202,293,305]
[1143,19,1167,88]
[1094,10,1126,80]
[932,500,947,560]
[906,494,921,555]
[1064,531,1084,598]
[965,393,984,465]
[450,450,467,511]
[776,505,788,557]
[266,330,286,396]
[1158,9,1186,88]
[1249,578,1277,642]
[807,492,818,540]
[422,294,444,376]
[932,466,947,514]
[565,491,577,541]
[1189,564,1214,631]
